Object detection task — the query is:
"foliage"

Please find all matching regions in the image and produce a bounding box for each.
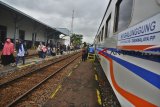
[70,33,83,46]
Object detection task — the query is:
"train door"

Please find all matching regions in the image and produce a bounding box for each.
[0,25,7,50]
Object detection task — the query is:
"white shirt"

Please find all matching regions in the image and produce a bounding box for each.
[17,44,25,56]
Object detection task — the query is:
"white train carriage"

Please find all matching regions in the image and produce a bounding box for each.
[94,0,160,106]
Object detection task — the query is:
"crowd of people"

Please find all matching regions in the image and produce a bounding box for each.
[0,38,27,67]
[36,43,73,59]
[0,38,94,67]
[0,38,76,67]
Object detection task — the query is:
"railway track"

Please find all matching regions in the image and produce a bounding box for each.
[0,52,80,107]
[0,52,77,86]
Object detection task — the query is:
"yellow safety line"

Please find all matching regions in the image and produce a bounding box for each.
[74,65,78,68]
[68,72,72,77]
[17,62,34,68]
[46,57,54,61]
[50,61,80,99]
[96,89,102,105]
[95,74,98,81]
[50,85,62,98]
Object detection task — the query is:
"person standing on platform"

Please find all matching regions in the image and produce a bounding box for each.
[57,47,60,55]
[85,45,89,60]
[82,42,88,61]
[47,45,51,56]
[60,44,63,55]
[37,42,43,58]
[16,39,27,66]
[81,47,86,61]
[1,38,15,66]
[51,46,56,56]
[41,44,47,58]
[67,45,70,53]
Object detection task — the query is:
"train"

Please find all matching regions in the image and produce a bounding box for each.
[94,0,160,106]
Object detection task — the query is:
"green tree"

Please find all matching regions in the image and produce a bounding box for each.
[70,33,83,47]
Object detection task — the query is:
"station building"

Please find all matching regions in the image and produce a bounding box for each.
[0,1,67,50]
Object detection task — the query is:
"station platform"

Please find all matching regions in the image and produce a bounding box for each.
[0,51,73,77]
[43,61,101,107]
[0,49,37,59]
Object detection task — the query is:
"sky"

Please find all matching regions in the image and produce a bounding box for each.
[1,0,109,43]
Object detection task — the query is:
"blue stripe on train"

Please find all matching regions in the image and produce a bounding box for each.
[145,47,160,51]
[108,48,160,63]
[97,48,160,89]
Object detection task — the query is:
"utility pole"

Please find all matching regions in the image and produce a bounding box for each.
[71,10,74,35]
[70,10,74,45]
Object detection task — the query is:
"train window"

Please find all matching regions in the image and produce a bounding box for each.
[98,34,100,42]
[97,35,99,42]
[98,35,100,42]
[105,15,111,38]
[101,26,104,41]
[98,34,99,42]
[100,31,102,41]
[114,0,133,32]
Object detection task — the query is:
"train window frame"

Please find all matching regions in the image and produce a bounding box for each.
[101,26,104,41]
[98,33,101,42]
[100,31,102,41]
[105,14,111,38]
[114,0,133,33]
[97,34,99,42]
[98,33,99,42]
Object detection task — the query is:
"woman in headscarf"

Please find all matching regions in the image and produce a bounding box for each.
[1,38,15,66]
[16,39,27,66]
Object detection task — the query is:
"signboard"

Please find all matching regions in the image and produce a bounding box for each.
[117,13,160,52]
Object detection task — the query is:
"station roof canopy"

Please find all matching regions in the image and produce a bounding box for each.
[0,1,67,36]
[56,28,70,36]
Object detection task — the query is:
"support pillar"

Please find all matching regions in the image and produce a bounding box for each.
[13,15,18,46]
